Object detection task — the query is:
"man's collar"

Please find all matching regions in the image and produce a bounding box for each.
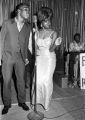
[10,17,25,24]
[15,17,25,24]
[10,17,30,27]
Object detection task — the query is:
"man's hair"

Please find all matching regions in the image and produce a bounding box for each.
[15,3,30,16]
[74,33,80,43]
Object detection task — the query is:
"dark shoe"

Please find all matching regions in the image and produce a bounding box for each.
[18,103,29,111]
[2,105,11,115]
[25,83,30,88]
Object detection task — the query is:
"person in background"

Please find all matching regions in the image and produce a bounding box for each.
[1,3,31,115]
[31,7,62,111]
[68,33,84,88]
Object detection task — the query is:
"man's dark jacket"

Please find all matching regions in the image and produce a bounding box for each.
[1,18,31,62]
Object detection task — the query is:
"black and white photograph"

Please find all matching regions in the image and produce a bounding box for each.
[0,0,85,120]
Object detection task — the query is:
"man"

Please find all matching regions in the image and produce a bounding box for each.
[68,33,84,88]
[1,3,31,115]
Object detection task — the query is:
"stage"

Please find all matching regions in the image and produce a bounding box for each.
[0,73,85,120]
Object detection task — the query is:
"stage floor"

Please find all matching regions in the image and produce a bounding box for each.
[0,76,85,120]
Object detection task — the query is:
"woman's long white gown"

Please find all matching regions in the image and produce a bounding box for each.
[32,34,56,110]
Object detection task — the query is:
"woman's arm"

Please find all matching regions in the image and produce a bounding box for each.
[49,31,62,52]
[49,31,57,52]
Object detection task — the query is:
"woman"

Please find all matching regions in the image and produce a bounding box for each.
[32,7,62,111]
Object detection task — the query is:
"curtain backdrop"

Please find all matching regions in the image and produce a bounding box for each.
[0,0,85,54]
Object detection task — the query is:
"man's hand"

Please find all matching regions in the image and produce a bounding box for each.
[25,59,29,65]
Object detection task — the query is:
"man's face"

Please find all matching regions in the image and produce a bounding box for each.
[19,6,30,20]
[75,35,80,43]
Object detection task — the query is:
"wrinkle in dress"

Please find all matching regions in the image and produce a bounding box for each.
[32,36,56,110]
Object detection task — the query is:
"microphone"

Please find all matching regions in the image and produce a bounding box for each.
[27,15,44,120]
[33,15,38,31]
[33,15,39,41]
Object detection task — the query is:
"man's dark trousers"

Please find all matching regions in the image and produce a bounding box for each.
[2,52,26,106]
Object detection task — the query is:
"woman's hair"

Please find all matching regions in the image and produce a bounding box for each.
[37,7,53,22]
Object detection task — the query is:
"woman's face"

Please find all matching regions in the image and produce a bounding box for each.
[42,19,51,29]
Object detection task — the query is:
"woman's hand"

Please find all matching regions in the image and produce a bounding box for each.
[55,37,62,46]
[49,37,62,52]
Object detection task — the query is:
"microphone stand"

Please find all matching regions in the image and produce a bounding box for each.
[27,0,44,120]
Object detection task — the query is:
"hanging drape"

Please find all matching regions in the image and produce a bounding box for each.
[0,0,85,53]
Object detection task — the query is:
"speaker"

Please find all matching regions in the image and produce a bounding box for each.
[53,71,68,88]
